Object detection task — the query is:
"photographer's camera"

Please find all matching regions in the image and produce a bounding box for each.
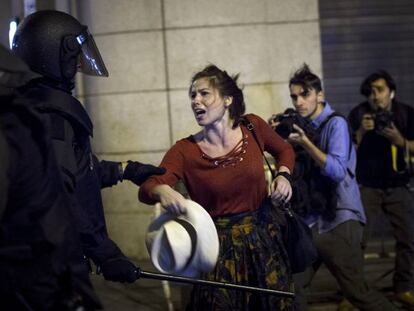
[373,109,393,132]
[270,108,316,140]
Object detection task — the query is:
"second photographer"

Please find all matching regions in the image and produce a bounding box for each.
[348,70,414,307]
[276,64,397,311]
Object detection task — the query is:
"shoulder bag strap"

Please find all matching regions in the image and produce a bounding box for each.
[242,116,276,179]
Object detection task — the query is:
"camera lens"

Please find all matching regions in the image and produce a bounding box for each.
[374,110,392,132]
[275,122,293,139]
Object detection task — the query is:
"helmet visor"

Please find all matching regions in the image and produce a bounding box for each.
[76,28,108,77]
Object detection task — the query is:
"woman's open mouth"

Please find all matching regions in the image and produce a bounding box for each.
[194,108,206,119]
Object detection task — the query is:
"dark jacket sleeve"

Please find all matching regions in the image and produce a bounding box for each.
[71,156,127,265]
[45,114,122,264]
[92,155,122,188]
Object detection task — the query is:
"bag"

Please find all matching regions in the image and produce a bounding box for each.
[293,158,338,221]
[289,147,338,220]
[243,116,318,274]
[277,204,318,273]
[261,198,318,273]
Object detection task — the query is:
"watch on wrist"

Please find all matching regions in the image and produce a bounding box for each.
[276,171,292,184]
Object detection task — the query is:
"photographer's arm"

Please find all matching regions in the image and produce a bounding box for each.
[293,118,350,182]
[348,107,374,148]
[289,124,327,168]
[382,124,414,153]
[354,114,374,147]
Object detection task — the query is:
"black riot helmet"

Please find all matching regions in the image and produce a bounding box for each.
[12,10,108,85]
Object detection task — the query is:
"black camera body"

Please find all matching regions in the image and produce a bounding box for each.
[271,108,317,140]
[374,109,393,132]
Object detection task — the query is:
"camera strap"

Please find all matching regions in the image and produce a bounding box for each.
[405,140,414,174]
[391,141,413,174]
[391,145,402,173]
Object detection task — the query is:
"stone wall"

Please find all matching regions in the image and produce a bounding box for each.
[76,0,322,260]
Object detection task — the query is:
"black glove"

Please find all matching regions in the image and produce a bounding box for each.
[123,161,166,186]
[100,256,138,283]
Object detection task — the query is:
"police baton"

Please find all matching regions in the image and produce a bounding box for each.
[135,268,295,298]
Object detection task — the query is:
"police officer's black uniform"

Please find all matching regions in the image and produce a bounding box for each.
[0,44,101,310]
[12,10,165,285]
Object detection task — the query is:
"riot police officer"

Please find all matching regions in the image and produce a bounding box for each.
[12,10,165,284]
[0,44,101,310]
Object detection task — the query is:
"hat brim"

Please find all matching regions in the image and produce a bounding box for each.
[146,200,219,277]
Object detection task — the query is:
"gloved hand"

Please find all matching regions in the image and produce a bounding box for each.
[100,256,138,283]
[123,161,166,186]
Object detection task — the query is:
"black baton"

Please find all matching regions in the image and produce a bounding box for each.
[135,269,295,298]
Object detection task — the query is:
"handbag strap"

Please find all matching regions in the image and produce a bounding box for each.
[242,116,275,179]
[242,116,294,212]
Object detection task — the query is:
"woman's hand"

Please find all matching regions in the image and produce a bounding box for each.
[151,184,187,214]
[270,173,292,205]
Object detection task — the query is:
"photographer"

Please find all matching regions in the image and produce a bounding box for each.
[282,64,397,311]
[348,70,414,307]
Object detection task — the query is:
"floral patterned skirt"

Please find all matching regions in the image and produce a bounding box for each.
[188,204,294,311]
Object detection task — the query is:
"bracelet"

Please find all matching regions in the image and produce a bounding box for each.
[275,171,292,184]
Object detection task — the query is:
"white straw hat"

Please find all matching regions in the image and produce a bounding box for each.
[146,200,219,277]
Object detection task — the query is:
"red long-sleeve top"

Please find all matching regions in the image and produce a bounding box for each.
[139,114,295,217]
